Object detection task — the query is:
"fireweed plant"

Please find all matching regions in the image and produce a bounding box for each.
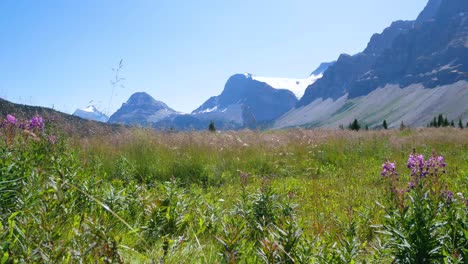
[377,150,468,263]
[0,114,125,263]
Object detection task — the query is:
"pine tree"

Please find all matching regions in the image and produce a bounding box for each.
[400,121,406,130]
[437,114,444,127]
[383,120,388,129]
[458,119,464,129]
[348,119,361,131]
[443,117,449,127]
[450,120,455,127]
[208,121,216,132]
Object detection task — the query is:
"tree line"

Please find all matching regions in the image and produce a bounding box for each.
[340,114,465,131]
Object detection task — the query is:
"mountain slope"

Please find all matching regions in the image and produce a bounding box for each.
[275,81,468,128]
[278,0,468,128]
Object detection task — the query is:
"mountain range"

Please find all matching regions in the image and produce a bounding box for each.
[104,63,330,130]
[23,0,468,130]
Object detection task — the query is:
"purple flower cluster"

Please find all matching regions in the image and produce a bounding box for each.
[441,190,454,202]
[407,151,446,178]
[3,114,45,131]
[29,115,44,130]
[7,114,17,125]
[426,155,447,174]
[407,153,425,177]
[381,161,397,177]
[1,114,57,144]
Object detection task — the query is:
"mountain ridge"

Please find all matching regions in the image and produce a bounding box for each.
[277,0,468,128]
[298,0,468,107]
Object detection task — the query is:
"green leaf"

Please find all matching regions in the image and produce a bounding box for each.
[1,252,9,264]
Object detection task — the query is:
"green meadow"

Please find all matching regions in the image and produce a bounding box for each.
[1,116,467,263]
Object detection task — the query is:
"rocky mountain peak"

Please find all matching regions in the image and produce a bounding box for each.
[125,92,171,111]
[108,92,176,125]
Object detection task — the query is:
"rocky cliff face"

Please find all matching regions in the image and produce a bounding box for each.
[278,0,468,129]
[298,0,468,107]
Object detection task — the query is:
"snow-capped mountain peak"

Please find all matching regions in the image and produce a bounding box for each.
[73,106,109,123]
[81,106,99,113]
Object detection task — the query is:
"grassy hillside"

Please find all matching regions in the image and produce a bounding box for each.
[0,112,467,263]
[0,98,124,137]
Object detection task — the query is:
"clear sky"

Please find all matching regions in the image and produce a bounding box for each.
[0,0,428,115]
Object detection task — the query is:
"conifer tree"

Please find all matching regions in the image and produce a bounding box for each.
[208,121,216,132]
[443,117,449,127]
[383,120,388,129]
[438,114,444,127]
[348,119,361,131]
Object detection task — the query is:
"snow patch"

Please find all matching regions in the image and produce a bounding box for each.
[252,74,323,98]
[198,106,218,114]
[82,106,98,113]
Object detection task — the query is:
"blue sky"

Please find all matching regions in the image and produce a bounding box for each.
[0,0,427,115]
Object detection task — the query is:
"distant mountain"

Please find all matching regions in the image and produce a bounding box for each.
[108,92,178,126]
[277,0,468,128]
[192,73,298,128]
[73,106,109,123]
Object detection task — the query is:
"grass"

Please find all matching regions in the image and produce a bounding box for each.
[1,117,467,263]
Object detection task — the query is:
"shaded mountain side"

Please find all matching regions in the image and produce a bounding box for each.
[416,0,443,27]
[0,98,124,137]
[298,0,468,107]
[298,20,415,106]
[310,61,335,76]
